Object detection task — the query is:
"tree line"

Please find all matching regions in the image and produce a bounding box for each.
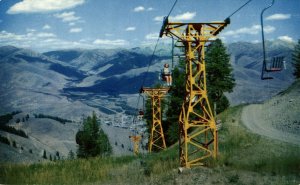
[0,111,28,138]
[34,114,72,124]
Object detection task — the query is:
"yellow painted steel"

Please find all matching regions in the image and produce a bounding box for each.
[129,135,141,155]
[161,19,229,168]
[141,87,169,152]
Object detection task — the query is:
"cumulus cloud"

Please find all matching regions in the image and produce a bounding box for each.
[0,30,59,51]
[134,6,145,12]
[266,13,291,21]
[278,35,294,42]
[222,24,275,36]
[133,6,153,12]
[125,27,136,31]
[0,30,129,51]
[36,32,56,38]
[54,11,80,22]
[7,0,85,14]
[26,28,36,32]
[153,16,164,22]
[264,25,276,33]
[69,28,82,33]
[154,12,196,22]
[93,39,128,46]
[145,33,158,40]
[170,12,196,21]
[42,24,51,30]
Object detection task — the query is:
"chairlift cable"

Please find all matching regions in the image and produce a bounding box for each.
[261,0,275,80]
[226,0,253,19]
[171,37,174,69]
[167,0,178,17]
[131,0,179,136]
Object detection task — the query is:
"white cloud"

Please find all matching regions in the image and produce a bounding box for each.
[170,12,196,21]
[266,13,291,21]
[147,7,154,11]
[36,32,56,38]
[7,0,85,14]
[43,24,51,30]
[145,33,158,40]
[54,11,80,22]
[125,27,136,31]
[154,16,164,22]
[26,28,36,32]
[278,35,294,43]
[69,27,82,33]
[154,12,196,22]
[222,24,275,36]
[69,22,76,26]
[0,30,128,51]
[134,6,145,12]
[264,25,276,33]
[251,40,260,44]
[93,39,128,46]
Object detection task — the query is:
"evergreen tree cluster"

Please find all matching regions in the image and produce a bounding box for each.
[206,39,235,114]
[0,135,10,145]
[0,111,22,125]
[76,112,112,158]
[292,39,300,78]
[34,114,72,124]
[0,125,28,138]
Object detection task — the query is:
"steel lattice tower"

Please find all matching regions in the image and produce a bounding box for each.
[160,18,229,167]
[141,87,169,152]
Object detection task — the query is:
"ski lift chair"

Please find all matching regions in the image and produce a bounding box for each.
[265,56,284,72]
[260,0,285,80]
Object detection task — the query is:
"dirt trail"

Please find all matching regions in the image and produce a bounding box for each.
[241,81,300,145]
[242,104,300,145]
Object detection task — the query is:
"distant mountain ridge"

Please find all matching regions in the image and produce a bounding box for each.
[0,39,296,109]
[0,40,296,163]
[226,40,295,105]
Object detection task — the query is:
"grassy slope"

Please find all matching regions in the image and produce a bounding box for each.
[1,105,299,185]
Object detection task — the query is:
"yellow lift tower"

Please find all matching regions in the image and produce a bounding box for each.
[141,87,169,152]
[129,135,141,155]
[160,17,229,168]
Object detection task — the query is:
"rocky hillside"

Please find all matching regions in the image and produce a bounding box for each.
[0,112,79,163]
[0,46,97,119]
[242,79,300,145]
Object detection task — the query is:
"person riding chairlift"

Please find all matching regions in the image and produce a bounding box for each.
[163,63,172,86]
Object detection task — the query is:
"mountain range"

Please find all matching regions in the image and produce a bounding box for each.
[0,39,296,163]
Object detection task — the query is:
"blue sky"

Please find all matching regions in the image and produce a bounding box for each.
[0,0,299,52]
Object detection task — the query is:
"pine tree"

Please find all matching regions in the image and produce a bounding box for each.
[163,39,234,145]
[206,38,235,114]
[76,112,112,158]
[42,150,47,159]
[165,60,185,145]
[68,150,75,160]
[292,39,300,78]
